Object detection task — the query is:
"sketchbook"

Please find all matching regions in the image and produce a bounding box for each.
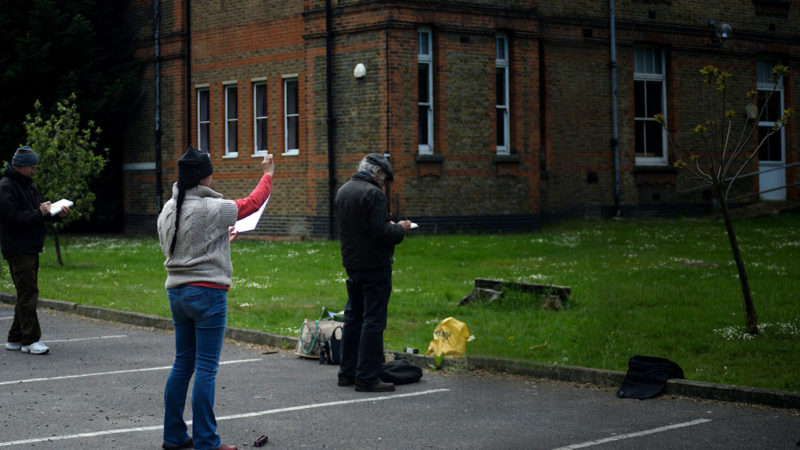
[233,195,270,232]
[49,199,73,215]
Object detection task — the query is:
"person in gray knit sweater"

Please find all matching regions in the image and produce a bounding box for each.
[157,146,274,450]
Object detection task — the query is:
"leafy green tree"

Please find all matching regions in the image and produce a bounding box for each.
[655,65,794,335]
[23,94,107,264]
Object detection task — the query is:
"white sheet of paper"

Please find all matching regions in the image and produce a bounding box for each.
[410,222,419,229]
[233,195,269,233]
[50,199,74,215]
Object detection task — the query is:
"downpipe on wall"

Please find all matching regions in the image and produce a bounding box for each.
[154,0,163,212]
[326,0,337,240]
[610,0,621,217]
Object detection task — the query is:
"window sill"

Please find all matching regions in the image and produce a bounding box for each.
[415,153,443,177]
[634,165,678,185]
[252,151,268,157]
[494,153,520,177]
[282,150,299,157]
[494,153,520,164]
[415,153,444,163]
[633,165,678,174]
[223,153,238,159]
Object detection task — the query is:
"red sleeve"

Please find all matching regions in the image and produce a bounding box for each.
[234,174,273,219]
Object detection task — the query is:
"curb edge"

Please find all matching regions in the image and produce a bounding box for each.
[2,294,797,410]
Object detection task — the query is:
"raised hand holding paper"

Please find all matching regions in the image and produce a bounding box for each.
[233,195,270,232]
[49,199,73,215]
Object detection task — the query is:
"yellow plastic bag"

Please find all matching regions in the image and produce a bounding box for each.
[426,317,471,358]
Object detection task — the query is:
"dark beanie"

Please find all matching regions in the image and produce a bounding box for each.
[177,146,213,186]
[12,146,39,167]
[365,153,394,181]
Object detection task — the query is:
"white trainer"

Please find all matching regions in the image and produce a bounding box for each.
[5,342,22,351]
[21,342,49,355]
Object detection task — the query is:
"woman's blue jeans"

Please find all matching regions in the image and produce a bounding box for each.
[163,285,227,450]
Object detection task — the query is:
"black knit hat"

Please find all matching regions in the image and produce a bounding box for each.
[365,153,393,181]
[178,146,213,186]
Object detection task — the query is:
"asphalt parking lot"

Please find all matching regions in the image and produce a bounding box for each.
[1,303,799,449]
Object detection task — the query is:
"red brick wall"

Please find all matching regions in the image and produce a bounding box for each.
[122,0,799,235]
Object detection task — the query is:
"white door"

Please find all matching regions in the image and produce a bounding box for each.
[758,154,786,201]
[757,60,786,201]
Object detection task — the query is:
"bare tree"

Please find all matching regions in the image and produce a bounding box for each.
[655,65,794,335]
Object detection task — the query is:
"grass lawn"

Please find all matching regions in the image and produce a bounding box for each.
[2,212,798,392]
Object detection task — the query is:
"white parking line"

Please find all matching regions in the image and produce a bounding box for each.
[0,358,261,386]
[45,334,128,343]
[0,316,12,320]
[552,418,713,449]
[0,388,451,447]
[216,388,451,420]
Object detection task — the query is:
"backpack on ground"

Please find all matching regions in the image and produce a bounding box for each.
[379,357,423,385]
[617,355,684,399]
[319,326,343,365]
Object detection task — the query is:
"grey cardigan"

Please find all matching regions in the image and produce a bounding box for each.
[157,183,238,289]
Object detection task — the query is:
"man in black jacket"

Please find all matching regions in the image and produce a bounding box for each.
[335,153,411,392]
[1,146,68,355]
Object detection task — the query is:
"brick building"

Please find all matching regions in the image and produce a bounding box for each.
[122,0,799,237]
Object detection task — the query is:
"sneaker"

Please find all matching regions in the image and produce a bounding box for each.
[21,342,49,355]
[5,342,21,351]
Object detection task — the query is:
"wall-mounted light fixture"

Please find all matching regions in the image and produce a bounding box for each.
[709,20,732,48]
[354,63,366,79]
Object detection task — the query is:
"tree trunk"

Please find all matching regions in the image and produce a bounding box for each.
[54,229,64,266]
[717,189,758,335]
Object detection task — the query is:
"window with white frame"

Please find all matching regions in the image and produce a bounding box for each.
[756,59,784,163]
[418,27,433,155]
[496,34,510,155]
[253,81,268,155]
[283,76,299,156]
[633,47,667,165]
[197,87,210,153]
[224,84,238,157]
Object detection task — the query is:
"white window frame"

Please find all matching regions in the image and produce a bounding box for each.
[252,79,268,156]
[283,75,299,156]
[496,34,510,155]
[196,85,210,153]
[633,47,668,166]
[756,59,785,163]
[224,82,238,158]
[418,27,434,155]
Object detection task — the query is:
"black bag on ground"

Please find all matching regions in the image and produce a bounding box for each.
[319,326,343,365]
[379,358,423,385]
[617,355,684,399]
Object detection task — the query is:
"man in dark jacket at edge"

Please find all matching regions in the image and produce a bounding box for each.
[1,146,69,355]
[335,153,411,392]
